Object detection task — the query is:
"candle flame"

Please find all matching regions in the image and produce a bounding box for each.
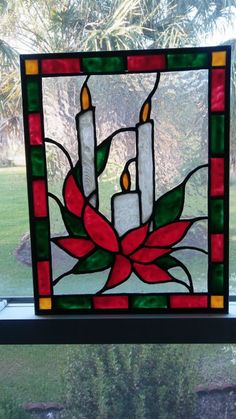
[120,170,131,192]
[140,100,151,123]
[81,83,91,111]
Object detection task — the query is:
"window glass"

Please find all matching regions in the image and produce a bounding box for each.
[42,70,209,296]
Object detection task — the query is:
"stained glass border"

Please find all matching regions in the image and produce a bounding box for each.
[20,46,230,314]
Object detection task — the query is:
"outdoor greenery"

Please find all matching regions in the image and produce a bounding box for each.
[0,0,236,166]
[0,345,236,418]
[63,345,197,419]
[1,1,236,418]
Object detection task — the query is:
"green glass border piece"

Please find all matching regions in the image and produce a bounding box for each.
[35,219,50,259]
[209,198,224,232]
[211,263,224,293]
[167,53,208,70]
[31,146,45,177]
[54,296,92,309]
[82,56,125,73]
[210,114,225,155]
[131,295,168,309]
[27,80,40,112]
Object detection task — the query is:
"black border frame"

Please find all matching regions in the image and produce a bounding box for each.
[20,46,231,315]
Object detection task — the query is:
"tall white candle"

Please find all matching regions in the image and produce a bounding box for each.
[136,101,154,223]
[76,82,97,207]
[111,169,140,236]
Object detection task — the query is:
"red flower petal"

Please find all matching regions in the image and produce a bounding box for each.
[145,221,191,247]
[130,247,171,263]
[105,254,132,290]
[121,223,149,255]
[133,263,172,283]
[53,237,95,258]
[63,174,85,217]
[83,205,119,252]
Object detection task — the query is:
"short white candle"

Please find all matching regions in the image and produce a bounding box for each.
[76,82,97,207]
[136,117,154,224]
[112,191,140,236]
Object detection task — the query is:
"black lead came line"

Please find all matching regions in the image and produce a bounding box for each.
[44,137,74,170]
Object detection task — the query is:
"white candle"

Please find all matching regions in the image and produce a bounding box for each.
[136,100,154,223]
[111,169,140,236]
[76,82,97,207]
[112,192,140,236]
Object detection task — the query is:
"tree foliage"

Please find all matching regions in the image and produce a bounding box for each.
[0,0,235,163]
[62,344,197,419]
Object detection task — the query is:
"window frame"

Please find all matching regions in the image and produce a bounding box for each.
[0,45,233,344]
[1,300,236,344]
[20,46,230,315]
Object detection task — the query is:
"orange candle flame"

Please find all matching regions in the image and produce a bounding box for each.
[120,170,131,192]
[81,82,91,111]
[140,99,151,123]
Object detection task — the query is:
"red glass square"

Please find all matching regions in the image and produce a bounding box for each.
[32,179,48,217]
[210,157,224,196]
[170,295,208,308]
[37,260,51,295]
[127,54,166,71]
[93,295,129,309]
[211,69,225,112]
[28,113,43,145]
[41,58,81,74]
[211,234,224,262]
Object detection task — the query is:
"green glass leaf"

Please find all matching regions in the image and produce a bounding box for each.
[96,138,112,176]
[153,183,185,229]
[73,249,114,274]
[62,207,87,237]
[156,254,192,291]
[156,254,180,270]
[73,161,82,188]
[153,164,207,229]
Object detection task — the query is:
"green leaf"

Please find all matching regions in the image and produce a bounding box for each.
[61,207,87,237]
[73,161,82,187]
[73,249,114,274]
[153,164,208,229]
[155,254,181,270]
[153,183,185,229]
[155,254,193,292]
[96,138,112,176]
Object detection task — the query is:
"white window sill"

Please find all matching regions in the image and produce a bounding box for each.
[1,302,236,344]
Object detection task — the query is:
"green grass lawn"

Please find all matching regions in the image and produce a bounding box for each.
[0,345,67,416]
[0,167,33,296]
[0,344,236,417]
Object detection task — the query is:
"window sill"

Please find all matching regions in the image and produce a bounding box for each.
[1,302,236,344]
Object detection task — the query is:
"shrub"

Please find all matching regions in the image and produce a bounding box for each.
[62,345,197,419]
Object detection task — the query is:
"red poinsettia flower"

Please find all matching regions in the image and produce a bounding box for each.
[82,205,192,291]
[53,173,193,292]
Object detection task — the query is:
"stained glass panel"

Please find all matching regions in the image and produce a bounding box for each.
[20,47,230,314]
